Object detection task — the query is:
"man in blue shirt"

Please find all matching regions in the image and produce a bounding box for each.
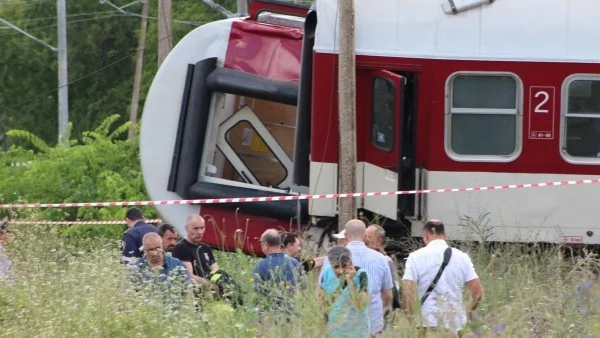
[121,208,158,263]
[252,229,303,314]
[127,233,191,310]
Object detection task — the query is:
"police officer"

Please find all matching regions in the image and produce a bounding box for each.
[121,208,158,263]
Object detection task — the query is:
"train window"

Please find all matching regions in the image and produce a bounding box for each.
[446,73,522,161]
[225,120,287,187]
[371,77,396,152]
[561,76,600,162]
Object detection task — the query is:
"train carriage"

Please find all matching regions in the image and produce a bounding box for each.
[140,0,600,254]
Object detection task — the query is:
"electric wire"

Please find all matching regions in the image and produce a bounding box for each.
[0,31,182,112]
[0,13,126,38]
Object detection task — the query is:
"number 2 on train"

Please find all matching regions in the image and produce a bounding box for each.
[534,90,550,113]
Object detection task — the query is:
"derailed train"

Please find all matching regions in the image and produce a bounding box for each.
[140,0,600,255]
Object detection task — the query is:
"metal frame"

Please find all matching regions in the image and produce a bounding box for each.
[559,74,600,165]
[444,71,523,163]
[215,105,294,188]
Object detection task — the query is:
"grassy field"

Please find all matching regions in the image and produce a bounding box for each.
[1,224,599,338]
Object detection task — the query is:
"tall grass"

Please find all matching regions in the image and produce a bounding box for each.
[0,224,599,337]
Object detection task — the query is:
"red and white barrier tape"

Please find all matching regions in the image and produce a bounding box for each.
[8,219,163,225]
[1,178,598,209]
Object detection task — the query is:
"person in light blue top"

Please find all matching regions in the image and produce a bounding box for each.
[318,245,370,338]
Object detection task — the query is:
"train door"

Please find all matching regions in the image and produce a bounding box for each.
[358,70,416,222]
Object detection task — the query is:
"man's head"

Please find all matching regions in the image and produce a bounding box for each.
[185,214,206,245]
[327,245,353,278]
[332,229,348,246]
[260,229,281,255]
[344,219,367,242]
[125,208,144,228]
[142,232,164,266]
[365,224,386,250]
[281,232,302,258]
[158,223,178,252]
[423,219,446,245]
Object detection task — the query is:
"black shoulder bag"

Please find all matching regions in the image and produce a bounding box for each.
[421,247,452,304]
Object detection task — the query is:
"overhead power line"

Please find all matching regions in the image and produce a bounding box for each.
[0,13,125,38]
[0,31,185,112]
[0,0,50,5]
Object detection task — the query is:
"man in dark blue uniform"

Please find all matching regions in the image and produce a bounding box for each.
[121,208,158,263]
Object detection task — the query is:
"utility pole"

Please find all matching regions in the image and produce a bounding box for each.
[157,0,172,66]
[57,0,69,142]
[337,0,357,231]
[0,1,68,144]
[129,0,150,139]
[236,0,248,16]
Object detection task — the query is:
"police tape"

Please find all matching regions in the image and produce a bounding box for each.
[8,219,163,225]
[1,178,599,209]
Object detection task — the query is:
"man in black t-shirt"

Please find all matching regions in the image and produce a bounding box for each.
[172,214,219,287]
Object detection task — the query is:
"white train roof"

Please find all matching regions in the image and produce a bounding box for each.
[315,0,600,63]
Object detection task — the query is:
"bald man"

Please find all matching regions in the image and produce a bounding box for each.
[130,232,190,285]
[319,219,394,335]
[172,214,220,286]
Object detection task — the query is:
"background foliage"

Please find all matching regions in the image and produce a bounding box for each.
[0,0,236,146]
[0,115,154,240]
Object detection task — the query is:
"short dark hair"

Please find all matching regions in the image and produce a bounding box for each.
[423,219,445,235]
[281,232,299,247]
[125,208,143,221]
[158,223,176,237]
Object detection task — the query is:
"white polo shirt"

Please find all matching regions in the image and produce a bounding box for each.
[402,239,478,332]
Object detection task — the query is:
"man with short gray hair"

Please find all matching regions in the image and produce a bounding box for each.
[252,229,303,313]
[127,232,190,310]
[172,214,219,286]
[366,224,401,310]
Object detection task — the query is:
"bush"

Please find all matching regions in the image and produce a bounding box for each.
[0,115,154,241]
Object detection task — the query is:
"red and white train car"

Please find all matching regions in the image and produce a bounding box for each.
[140,0,600,254]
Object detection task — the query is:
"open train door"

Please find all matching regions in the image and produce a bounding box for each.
[360,70,413,224]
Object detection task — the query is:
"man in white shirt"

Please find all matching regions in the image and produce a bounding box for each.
[402,219,483,335]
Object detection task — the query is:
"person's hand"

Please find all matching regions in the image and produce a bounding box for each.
[344,265,356,282]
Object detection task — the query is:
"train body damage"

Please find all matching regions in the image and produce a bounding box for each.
[141,0,600,255]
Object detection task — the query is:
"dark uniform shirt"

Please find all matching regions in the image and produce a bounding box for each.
[171,239,216,279]
[122,221,158,259]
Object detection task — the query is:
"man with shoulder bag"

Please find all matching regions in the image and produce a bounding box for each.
[401,220,483,337]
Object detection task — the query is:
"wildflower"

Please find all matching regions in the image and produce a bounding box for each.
[577,280,592,294]
[493,323,507,334]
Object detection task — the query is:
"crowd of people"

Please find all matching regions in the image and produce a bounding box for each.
[120,207,484,338]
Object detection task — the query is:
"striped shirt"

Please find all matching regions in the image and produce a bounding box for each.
[319,242,394,333]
